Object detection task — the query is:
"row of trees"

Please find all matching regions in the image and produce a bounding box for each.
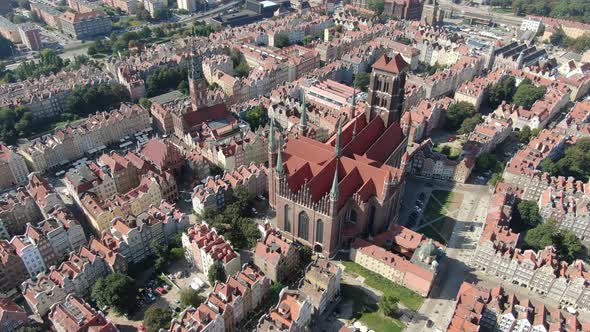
[539,138,590,181]
[15,49,65,81]
[192,21,223,37]
[200,187,261,251]
[549,28,590,53]
[146,66,188,97]
[444,101,484,135]
[511,0,590,24]
[0,82,129,144]
[88,28,154,56]
[229,49,251,79]
[508,200,584,263]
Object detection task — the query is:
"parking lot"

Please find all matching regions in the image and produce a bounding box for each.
[106,259,213,331]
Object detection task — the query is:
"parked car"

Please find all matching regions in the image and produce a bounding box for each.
[155,287,167,295]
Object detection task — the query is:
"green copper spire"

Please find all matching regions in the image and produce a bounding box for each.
[330,164,339,201]
[300,95,308,129]
[268,118,276,152]
[276,136,284,175]
[335,118,342,157]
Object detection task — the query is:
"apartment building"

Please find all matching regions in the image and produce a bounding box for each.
[10,235,46,278]
[21,275,67,316]
[181,222,241,278]
[192,163,268,215]
[350,225,445,297]
[18,23,42,51]
[448,282,590,332]
[27,173,65,218]
[0,66,113,120]
[0,299,28,332]
[298,257,341,316]
[253,229,299,283]
[256,289,312,332]
[59,10,112,40]
[18,104,150,173]
[49,295,117,332]
[81,172,174,231]
[0,145,30,190]
[166,304,225,332]
[0,188,42,238]
[0,241,29,296]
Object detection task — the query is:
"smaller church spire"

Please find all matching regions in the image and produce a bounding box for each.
[330,163,339,201]
[299,95,308,134]
[334,117,342,157]
[268,118,276,153]
[276,136,284,175]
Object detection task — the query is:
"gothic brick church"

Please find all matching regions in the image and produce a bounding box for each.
[268,54,410,257]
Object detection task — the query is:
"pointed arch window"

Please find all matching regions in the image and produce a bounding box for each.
[316,219,324,243]
[298,211,309,241]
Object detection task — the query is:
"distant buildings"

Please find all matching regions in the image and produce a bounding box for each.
[0,66,114,120]
[59,10,112,40]
[18,104,150,173]
[17,24,42,51]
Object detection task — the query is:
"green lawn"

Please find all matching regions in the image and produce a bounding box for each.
[419,224,447,244]
[341,261,423,310]
[418,190,462,244]
[341,283,404,332]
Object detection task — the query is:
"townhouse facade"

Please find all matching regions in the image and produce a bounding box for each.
[253,229,299,283]
[0,145,30,190]
[182,222,241,279]
[18,104,151,173]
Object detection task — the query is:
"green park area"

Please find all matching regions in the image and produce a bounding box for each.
[340,283,405,332]
[417,190,463,244]
[341,261,423,310]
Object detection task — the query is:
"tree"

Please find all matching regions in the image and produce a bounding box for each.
[444,102,476,131]
[146,67,188,97]
[487,76,516,109]
[178,80,189,95]
[354,72,370,92]
[153,27,165,38]
[179,288,204,308]
[303,35,313,46]
[367,0,385,16]
[553,230,583,262]
[66,83,130,117]
[516,125,532,143]
[379,295,399,318]
[91,273,137,314]
[139,97,152,109]
[298,246,312,268]
[243,105,268,130]
[138,26,152,39]
[512,200,540,232]
[512,79,546,109]
[475,153,500,174]
[458,114,483,135]
[269,282,284,304]
[143,306,173,332]
[234,62,251,78]
[208,261,226,285]
[524,219,557,250]
[274,34,290,48]
[0,36,15,58]
[550,27,567,46]
[488,172,503,186]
